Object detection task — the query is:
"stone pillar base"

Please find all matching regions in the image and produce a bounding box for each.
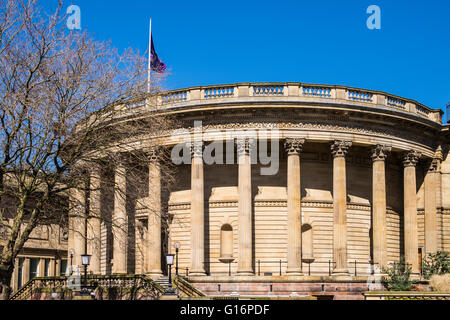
[147,272,163,279]
[286,268,303,276]
[237,271,254,276]
[410,273,421,280]
[189,271,207,276]
[332,270,351,280]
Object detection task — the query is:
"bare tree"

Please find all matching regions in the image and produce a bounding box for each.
[0,0,174,299]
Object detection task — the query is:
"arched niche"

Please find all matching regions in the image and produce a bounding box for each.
[219,224,234,262]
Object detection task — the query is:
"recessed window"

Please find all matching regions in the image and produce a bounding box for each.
[220,224,233,258]
[302,224,314,260]
[29,258,39,280]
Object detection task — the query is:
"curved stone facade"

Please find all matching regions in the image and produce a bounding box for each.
[68,83,450,292]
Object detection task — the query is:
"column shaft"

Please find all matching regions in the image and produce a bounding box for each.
[237,140,253,275]
[70,187,85,267]
[112,163,127,274]
[331,140,352,274]
[147,151,163,277]
[424,159,438,255]
[190,143,206,275]
[285,139,304,275]
[89,166,102,274]
[403,151,420,274]
[372,145,390,269]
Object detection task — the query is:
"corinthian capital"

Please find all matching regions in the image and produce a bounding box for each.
[371,145,391,162]
[190,141,203,158]
[236,138,255,156]
[331,140,352,158]
[427,158,439,173]
[148,147,159,162]
[402,150,421,167]
[284,138,305,155]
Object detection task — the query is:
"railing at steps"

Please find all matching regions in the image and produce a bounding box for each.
[9,274,165,300]
[173,275,206,298]
[9,276,68,300]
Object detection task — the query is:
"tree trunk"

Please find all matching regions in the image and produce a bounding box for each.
[0,266,13,300]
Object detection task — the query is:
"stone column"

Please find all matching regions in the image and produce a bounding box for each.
[331,140,352,274]
[424,157,439,255]
[11,258,18,292]
[69,186,85,267]
[237,138,254,275]
[371,145,391,269]
[285,138,305,275]
[403,150,421,274]
[88,165,102,274]
[147,149,163,277]
[190,142,206,275]
[112,162,127,274]
[23,258,30,284]
[49,259,56,277]
[55,259,61,276]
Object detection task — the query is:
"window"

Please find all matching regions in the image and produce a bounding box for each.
[29,258,39,280]
[302,224,314,260]
[60,260,68,276]
[17,258,24,289]
[220,224,233,258]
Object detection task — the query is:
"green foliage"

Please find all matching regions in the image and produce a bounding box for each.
[422,251,450,280]
[382,257,413,291]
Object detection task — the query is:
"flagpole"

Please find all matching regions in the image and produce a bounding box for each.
[147,18,152,94]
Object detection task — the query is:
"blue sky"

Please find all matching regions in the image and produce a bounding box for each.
[43,0,450,121]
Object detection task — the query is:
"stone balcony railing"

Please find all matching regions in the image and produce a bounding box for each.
[125,82,443,124]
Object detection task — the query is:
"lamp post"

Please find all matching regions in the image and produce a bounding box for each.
[165,254,175,295]
[80,253,91,295]
[69,248,74,275]
[175,242,180,276]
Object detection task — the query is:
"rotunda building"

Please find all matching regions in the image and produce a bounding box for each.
[68,82,450,299]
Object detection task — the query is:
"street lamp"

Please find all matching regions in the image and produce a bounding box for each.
[69,248,74,275]
[175,242,180,276]
[165,254,175,295]
[80,253,91,295]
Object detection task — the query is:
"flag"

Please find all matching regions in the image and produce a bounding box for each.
[150,35,166,73]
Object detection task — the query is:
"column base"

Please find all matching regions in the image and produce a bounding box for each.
[410,273,421,281]
[146,271,163,279]
[237,270,254,276]
[332,269,351,279]
[189,270,206,276]
[286,268,303,276]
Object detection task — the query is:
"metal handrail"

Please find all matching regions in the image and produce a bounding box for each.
[9,274,164,300]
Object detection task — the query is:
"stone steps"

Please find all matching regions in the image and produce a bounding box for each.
[154,276,170,289]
